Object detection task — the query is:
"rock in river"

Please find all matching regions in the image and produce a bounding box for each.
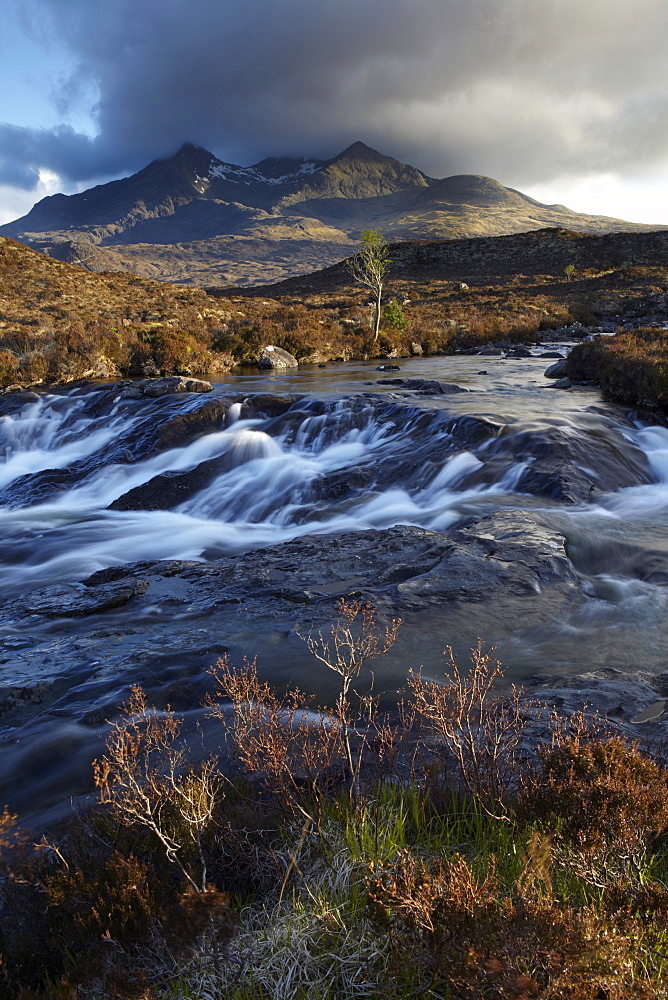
[21,578,149,618]
[258,345,298,369]
[375,378,468,395]
[544,359,569,378]
[546,377,572,390]
[141,376,213,397]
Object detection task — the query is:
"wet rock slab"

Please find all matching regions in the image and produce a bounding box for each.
[524,667,668,752]
[0,511,582,688]
[0,511,581,696]
[457,414,653,503]
[21,578,150,617]
[375,378,468,395]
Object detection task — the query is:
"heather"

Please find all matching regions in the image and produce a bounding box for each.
[212,258,668,364]
[0,237,236,385]
[567,328,668,413]
[2,606,668,999]
[2,231,668,389]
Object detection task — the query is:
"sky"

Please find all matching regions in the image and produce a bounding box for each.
[1,0,668,226]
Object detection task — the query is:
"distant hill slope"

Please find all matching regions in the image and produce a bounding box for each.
[2,141,665,287]
[231,227,668,296]
[3,228,668,390]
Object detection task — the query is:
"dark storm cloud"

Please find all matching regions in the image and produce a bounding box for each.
[0,123,102,188]
[7,0,668,190]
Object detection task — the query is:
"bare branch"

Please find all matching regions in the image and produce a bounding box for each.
[94,685,222,893]
[410,640,543,818]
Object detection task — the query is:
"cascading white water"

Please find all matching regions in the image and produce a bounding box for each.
[0,389,521,591]
[1,377,667,602]
[0,418,486,589]
[589,426,668,522]
[0,396,131,491]
[227,401,243,424]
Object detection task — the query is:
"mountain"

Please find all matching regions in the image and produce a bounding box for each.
[2,141,664,287]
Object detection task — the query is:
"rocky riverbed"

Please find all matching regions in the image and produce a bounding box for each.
[2,351,668,827]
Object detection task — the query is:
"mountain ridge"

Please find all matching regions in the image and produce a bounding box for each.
[2,140,664,287]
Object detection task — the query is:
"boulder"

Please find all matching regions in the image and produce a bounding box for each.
[546,377,572,389]
[409,342,423,356]
[375,378,468,395]
[544,359,569,378]
[141,376,213,397]
[258,346,298,369]
[22,578,150,618]
[151,399,228,450]
[108,459,224,511]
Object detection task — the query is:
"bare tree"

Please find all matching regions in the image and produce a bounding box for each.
[347,229,390,344]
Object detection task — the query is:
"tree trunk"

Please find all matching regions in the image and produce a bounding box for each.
[373,285,382,344]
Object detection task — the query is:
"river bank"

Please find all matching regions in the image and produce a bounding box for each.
[566,327,668,418]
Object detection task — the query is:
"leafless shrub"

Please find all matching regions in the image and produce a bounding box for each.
[208,656,346,825]
[296,600,401,798]
[209,601,402,824]
[93,684,223,893]
[409,640,543,817]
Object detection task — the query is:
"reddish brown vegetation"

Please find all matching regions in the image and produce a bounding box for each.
[568,328,668,412]
[3,232,668,389]
[1,618,668,998]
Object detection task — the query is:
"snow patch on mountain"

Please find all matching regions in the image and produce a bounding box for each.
[207,159,319,186]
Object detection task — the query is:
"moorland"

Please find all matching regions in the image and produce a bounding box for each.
[2,227,668,415]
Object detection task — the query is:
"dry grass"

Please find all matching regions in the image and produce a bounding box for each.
[0,237,235,385]
[3,232,667,388]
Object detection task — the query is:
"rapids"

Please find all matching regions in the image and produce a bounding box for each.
[2,351,668,827]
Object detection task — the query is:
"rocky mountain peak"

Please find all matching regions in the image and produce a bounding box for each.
[176,141,209,156]
[331,141,391,163]
[169,141,216,175]
[1,139,662,288]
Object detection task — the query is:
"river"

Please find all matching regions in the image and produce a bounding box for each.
[1,350,668,826]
